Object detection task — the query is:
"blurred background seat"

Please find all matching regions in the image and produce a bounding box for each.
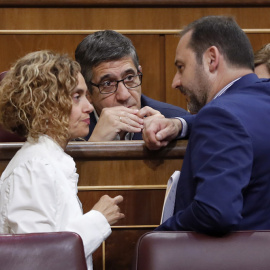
[0,232,87,270]
[132,230,270,270]
[0,70,26,142]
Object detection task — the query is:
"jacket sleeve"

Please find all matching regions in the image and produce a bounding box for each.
[157,106,253,235]
[175,114,196,139]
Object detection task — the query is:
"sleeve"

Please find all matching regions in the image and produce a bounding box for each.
[66,210,111,255]
[6,157,111,256]
[7,158,58,233]
[157,106,253,235]
[176,114,196,139]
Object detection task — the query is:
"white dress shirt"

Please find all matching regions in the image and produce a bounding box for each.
[0,135,111,270]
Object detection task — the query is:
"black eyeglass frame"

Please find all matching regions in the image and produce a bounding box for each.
[90,72,143,94]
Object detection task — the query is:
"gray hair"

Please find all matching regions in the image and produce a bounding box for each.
[75,30,139,93]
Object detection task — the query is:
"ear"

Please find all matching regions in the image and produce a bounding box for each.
[204,46,220,73]
[138,65,142,73]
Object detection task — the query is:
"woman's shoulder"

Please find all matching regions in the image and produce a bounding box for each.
[1,141,54,180]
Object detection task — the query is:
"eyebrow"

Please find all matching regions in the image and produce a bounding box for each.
[98,74,112,83]
[71,87,85,94]
[98,68,137,83]
[121,68,136,77]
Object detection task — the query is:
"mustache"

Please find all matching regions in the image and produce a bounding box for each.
[178,86,189,96]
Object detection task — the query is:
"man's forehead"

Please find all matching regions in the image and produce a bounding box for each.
[178,31,192,50]
[175,32,193,62]
[93,56,137,78]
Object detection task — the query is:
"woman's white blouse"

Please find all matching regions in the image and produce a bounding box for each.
[0,135,111,270]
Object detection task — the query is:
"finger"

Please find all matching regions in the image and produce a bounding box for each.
[120,112,144,125]
[118,107,139,115]
[120,116,144,129]
[118,213,125,219]
[155,124,176,141]
[143,129,158,144]
[117,120,142,133]
[101,106,139,119]
[144,140,164,151]
[113,195,124,204]
[137,106,161,118]
[106,106,138,113]
[142,130,161,150]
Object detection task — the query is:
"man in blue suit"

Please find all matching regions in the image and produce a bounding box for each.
[143,15,270,235]
[75,30,189,141]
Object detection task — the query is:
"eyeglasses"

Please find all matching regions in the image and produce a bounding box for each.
[90,73,143,94]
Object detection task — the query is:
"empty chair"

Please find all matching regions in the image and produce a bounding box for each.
[0,232,87,270]
[132,231,270,270]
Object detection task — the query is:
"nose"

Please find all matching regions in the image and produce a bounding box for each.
[84,96,94,114]
[115,81,131,101]
[172,73,181,89]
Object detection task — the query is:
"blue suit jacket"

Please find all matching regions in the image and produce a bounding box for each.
[85,94,189,140]
[156,74,270,235]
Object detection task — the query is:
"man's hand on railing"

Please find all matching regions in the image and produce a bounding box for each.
[142,117,182,150]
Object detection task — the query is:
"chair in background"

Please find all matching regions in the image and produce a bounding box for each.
[0,70,26,142]
[132,231,270,270]
[0,125,26,142]
[0,71,7,81]
[0,231,87,270]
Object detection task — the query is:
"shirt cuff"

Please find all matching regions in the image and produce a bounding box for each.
[66,210,111,256]
[175,117,188,138]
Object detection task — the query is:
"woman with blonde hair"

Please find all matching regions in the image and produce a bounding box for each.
[254,43,270,78]
[0,50,124,270]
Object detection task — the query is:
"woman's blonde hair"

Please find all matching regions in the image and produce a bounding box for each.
[254,43,270,73]
[0,50,81,144]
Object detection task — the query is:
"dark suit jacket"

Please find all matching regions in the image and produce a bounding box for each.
[85,94,189,140]
[156,74,270,235]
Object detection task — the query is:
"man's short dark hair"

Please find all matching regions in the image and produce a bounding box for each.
[181,16,254,70]
[75,30,139,93]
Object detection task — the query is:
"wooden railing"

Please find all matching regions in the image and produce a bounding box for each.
[0,0,269,7]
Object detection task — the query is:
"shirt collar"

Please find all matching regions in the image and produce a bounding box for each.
[213,77,241,99]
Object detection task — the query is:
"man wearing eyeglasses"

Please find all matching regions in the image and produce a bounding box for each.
[75,30,189,141]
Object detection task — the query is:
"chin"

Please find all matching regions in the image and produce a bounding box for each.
[70,130,89,140]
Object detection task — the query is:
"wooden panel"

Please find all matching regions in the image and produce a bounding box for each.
[0,34,165,102]
[0,7,270,30]
[92,245,103,270]
[78,189,165,226]
[105,229,151,270]
[127,34,166,101]
[165,34,187,109]
[247,33,270,51]
[0,34,84,71]
[76,159,182,186]
[0,0,270,7]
